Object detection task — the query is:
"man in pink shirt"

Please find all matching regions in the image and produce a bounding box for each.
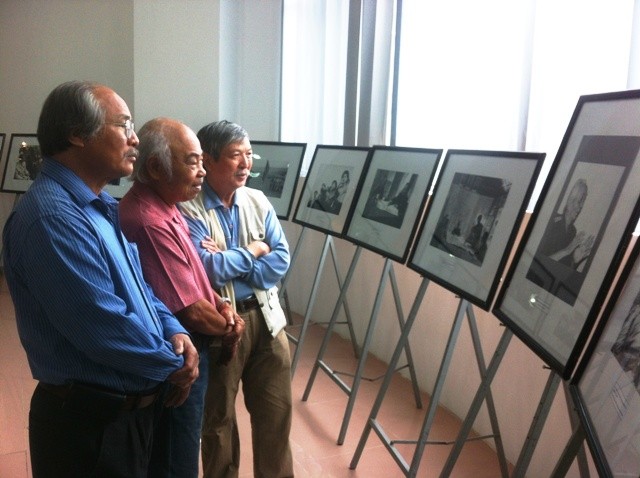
[119,117,244,477]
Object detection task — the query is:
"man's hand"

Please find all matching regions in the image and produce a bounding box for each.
[218,302,237,331]
[167,333,199,388]
[164,384,192,407]
[245,240,271,258]
[218,316,246,365]
[201,236,221,254]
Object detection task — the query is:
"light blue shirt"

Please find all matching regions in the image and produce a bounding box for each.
[182,182,289,299]
[3,158,186,392]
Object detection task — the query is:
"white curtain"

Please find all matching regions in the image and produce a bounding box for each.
[281,0,640,187]
[281,0,350,174]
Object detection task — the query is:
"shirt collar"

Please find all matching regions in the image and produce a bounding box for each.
[40,157,118,210]
[201,181,242,210]
[129,181,183,223]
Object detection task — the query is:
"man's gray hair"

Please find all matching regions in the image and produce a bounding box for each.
[197,120,248,161]
[131,118,175,183]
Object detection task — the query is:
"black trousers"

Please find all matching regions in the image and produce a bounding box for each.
[29,383,158,478]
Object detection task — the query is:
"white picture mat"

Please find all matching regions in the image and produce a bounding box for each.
[498,97,640,366]
[247,142,305,219]
[346,148,439,260]
[579,252,640,476]
[410,152,539,303]
[294,146,369,235]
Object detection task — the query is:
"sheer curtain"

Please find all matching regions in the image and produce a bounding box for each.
[281,0,350,175]
[282,0,639,191]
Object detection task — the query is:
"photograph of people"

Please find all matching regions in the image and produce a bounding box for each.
[362,169,417,229]
[308,166,353,215]
[429,172,509,267]
[526,176,599,305]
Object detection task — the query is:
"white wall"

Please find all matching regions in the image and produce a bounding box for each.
[0,1,587,476]
[0,0,135,228]
[133,0,221,130]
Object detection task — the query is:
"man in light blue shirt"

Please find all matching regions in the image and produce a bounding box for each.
[3,81,199,478]
[181,120,293,478]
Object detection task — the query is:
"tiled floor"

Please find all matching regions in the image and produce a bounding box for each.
[0,276,509,477]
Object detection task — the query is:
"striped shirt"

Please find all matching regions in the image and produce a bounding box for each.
[2,158,186,392]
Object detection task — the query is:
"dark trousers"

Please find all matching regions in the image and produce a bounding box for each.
[149,345,210,477]
[29,383,157,478]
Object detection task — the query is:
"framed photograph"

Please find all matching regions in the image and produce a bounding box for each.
[344,146,442,263]
[494,89,640,379]
[570,239,640,477]
[292,145,371,236]
[245,140,307,220]
[1,134,42,193]
[408,150,544,310]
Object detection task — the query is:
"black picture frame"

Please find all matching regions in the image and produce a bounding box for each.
[343,145,442,263]
[1,134,42,193]
[0,133,5,169]
[570,238,640,477]
[245,140,306,220]
[408,149,544,310]
[494,88,640,379]
[292,145,371,237]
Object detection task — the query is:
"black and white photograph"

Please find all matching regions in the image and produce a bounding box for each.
[409,149,543,309]
[293,145,370,236]
[345,146,441,263]
[430,172,510,267]
[306,166,353,215]
[361,170,417,229]
[494,89,640,378]
[245,141,306,220]
[571,240,640,477]
[525,137,627,307]
[1,134,42,193]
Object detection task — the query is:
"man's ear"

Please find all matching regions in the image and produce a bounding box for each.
[68,134,85,148]
[202,152,216,171]
[147,156,163,180]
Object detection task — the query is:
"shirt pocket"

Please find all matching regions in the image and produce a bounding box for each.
[248,226,266,242]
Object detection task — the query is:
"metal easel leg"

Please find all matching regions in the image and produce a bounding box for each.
[302,246,363,401]
[288,234,332,376]
[562,380,590,477]
[511,369,562,478]
[550,421,586,477]
[388,265,423,409]
[335,258,394,445]
[465,304,509,477]
[439,328,513,478]
[350,277,431,472]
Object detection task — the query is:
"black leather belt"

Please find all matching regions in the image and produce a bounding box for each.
[235,295,260,313]
[38,382,160,411]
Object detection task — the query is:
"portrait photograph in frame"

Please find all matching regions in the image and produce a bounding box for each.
[245,140,307,220]
[344,146,442,263]
[408,149,545,310]
[1,134,42,193]
[570,238,640,477]
[292,145,371,237]
[494,89,640,378]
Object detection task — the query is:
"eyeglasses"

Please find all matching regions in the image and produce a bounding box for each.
[106,119,135,139]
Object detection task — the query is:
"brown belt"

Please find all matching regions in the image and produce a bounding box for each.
[38,382,160,410]
[235,295,260,313]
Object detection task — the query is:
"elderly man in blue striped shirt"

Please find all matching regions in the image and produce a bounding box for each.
[2,81,199,478]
